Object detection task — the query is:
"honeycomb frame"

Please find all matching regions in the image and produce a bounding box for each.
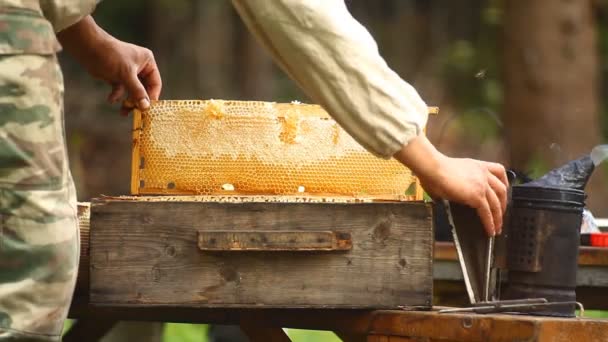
[131,100,437,201]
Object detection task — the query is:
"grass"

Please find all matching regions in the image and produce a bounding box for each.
[285,329,342,342]
[583,310,608,319]
[163,324,209,342]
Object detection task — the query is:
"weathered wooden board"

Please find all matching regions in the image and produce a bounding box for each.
[89,199,433,308]
[368,310,608,342]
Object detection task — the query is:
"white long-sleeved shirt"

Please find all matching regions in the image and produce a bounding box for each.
[231,0,428,158]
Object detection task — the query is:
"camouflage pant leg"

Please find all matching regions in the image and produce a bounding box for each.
[0,53,78,341]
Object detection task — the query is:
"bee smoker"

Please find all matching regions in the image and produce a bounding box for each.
[441,146,608,317]
[501,185,585,317]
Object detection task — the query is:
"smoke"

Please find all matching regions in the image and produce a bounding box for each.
[591,145,608,166]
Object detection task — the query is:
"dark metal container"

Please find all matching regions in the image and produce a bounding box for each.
[503,185,585,317]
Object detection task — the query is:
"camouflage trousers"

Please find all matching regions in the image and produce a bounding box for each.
[0,53,79,341]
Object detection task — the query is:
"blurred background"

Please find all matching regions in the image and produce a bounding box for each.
[60,1,608,341]
[61,0,608,216]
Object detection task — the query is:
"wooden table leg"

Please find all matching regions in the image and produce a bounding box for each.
[63,319,118,342]
[239,320,291,342]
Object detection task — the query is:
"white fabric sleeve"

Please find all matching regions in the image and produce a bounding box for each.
[231,0,428,158]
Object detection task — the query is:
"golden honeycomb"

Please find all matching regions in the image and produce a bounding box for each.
[132,100,430,201]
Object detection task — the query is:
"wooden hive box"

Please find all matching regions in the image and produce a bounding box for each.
[89,197,434,309]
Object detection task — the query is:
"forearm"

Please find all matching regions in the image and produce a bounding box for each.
[57,16,113,67]
[234,0,507,237]
[393,135,444,179]
[232,0,428,158]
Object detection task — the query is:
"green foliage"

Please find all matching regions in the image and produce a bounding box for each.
[404,182,417,196]
[423,192,433,202]
[524,153,551,179]
[160,325,342,342]
[286,329,342,342]
[439,2,504,142]
[443,40,477,75]
[454,108,502,142]
[63,323,342,342]
[481,1,502,26]
[580,310,608,319]
[93,0,152,43]
[62,319,74,335]
[163,323,209,342]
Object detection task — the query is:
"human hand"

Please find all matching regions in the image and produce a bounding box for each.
[58,16,162,115]
[88,38,161,116]
[87,38,162,115]
[418,157,508,236]
[394,135,508,236]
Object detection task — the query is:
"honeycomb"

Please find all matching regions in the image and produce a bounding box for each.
[132,100,431,201]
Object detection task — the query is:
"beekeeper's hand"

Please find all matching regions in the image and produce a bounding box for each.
[394,135,508,237]
[58,16,162,115]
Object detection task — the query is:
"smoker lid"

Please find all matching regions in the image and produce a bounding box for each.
[511,185,586,206]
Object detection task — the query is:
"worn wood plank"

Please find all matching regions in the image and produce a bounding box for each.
[366,336,389,342]
[70,305,376,332]
[90,200,433,308]
[334,332,367,342]
[198,230,352,251]
[367,337,420,342]
[368,336,432,342]
[130,109,143,195]
[369,310,608,342]
[75,203,91,299]
[66,305,608,341]
[436,262,608,288]
[434,241,608,266]
[536,319,608,342]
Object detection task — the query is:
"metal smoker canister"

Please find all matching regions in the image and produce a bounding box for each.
[503,185,585,317]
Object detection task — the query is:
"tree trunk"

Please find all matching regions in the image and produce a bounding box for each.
[148,1,236,99]
[232,9,276,101]
[503,0,608,215]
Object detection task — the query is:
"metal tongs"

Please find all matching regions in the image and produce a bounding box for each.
[439,298,584,315]
[442,200,496,304]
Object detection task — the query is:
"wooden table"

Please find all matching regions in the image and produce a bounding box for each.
[67,303,608,341]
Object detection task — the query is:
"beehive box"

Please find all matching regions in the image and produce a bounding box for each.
[131,100,435,201]
[88,100,436,309]
[89,196,434,309]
